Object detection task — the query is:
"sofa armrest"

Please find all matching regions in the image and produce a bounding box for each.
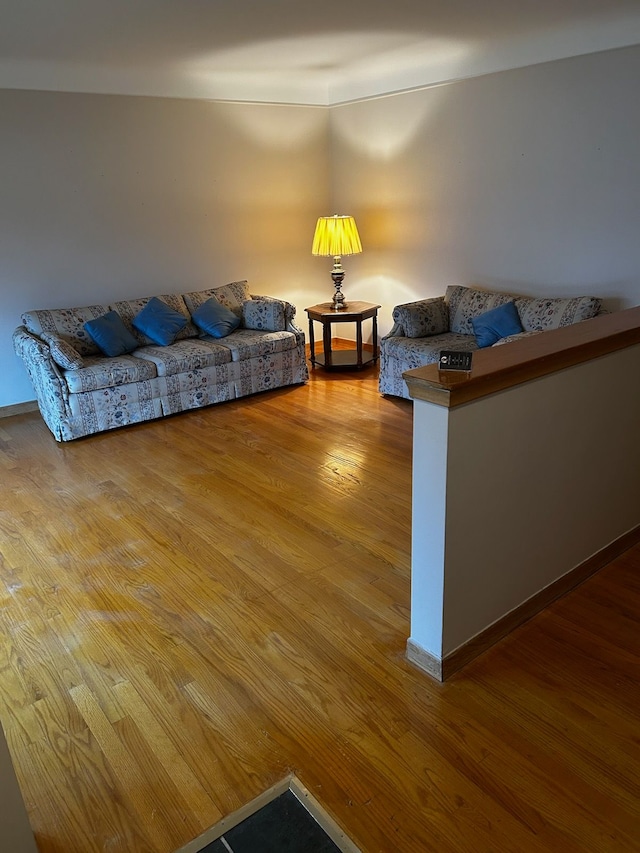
[382,320,406,340]
[389,296,449,338]
[13,325,50,362]
[13,326,71,433]
[250,293,304,336]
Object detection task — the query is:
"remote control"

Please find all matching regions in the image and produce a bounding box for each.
[438,350,473,371]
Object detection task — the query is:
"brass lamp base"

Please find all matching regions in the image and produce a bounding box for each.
[331,258,347,310]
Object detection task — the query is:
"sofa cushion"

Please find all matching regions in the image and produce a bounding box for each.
[492,330,541,347]
[132,296,188,346]
[183,281,250,319]
[42,333,85,370]
[111,294,198,346]
[382,332,478,368]
[472,301,523,348]
[446,285,517,335]
[22,304,111,356]
[515,295,601,332]
[193,298,241,338]
[242,298,287,333]
[214,328,298,363]
[84,310,140,357]
[63,354,158,394]
[134,339,233,376]
[393,297,449,338]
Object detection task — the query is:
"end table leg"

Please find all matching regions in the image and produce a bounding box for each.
[372,313,379,364]
[308,318,316,367]
[323,321,332,368]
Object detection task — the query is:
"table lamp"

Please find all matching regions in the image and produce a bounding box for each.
[311,214,362,310]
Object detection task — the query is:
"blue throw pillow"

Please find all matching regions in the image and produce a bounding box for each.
[192,297,241,338]
[133,296,188,346]
[471,300,523,348]
[84,311,139,357]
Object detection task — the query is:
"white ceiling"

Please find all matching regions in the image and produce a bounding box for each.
[1,0,639,105]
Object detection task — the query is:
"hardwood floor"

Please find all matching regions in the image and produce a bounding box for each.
[0,365,638,852]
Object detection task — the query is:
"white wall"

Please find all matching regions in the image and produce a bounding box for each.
[4,45,640,408]
[330,44,640,335]
[1,90,330,407]
[410,341,640,663]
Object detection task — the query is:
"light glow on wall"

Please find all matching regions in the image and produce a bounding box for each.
[185,32,473,106]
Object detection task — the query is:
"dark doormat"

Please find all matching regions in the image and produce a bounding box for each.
[200,789,339,853]
[175,776,360,853]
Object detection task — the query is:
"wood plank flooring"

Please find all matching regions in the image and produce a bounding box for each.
[0,365,638,852]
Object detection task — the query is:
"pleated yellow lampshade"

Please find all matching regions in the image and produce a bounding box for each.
[312,215,362,257]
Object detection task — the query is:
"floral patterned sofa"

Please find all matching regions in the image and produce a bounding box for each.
[13,280,308,441]
[379,284,603,399]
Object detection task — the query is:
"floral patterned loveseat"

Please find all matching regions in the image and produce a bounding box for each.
[379,284,603,399]
[13,280,308,441]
